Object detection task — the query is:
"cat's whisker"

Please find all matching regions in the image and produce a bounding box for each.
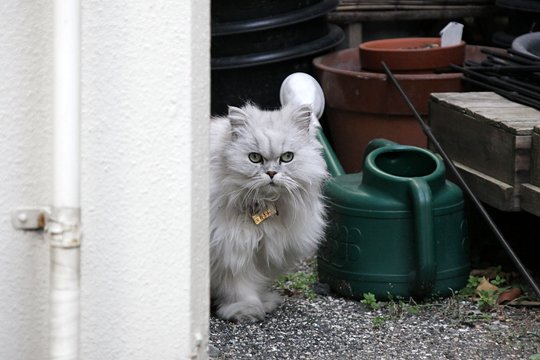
[240,189,254,210]
[217,187,246,210]
[283,186,304,224]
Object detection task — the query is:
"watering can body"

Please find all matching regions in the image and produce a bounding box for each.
[317,136,470,299]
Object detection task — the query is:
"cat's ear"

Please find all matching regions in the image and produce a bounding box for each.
[228,106,248,128]
[227,106,248,140]
[292,105,312,132]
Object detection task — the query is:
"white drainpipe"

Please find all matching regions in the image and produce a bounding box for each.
[10,1,81,357]
[49,0,81,358]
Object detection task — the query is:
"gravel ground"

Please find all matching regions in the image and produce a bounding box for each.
[209,262,540,360]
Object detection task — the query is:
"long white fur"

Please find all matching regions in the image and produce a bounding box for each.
[209,102,328,322]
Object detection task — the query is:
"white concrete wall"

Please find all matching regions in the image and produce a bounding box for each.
[0,1,53,357]
[0,0,209,359]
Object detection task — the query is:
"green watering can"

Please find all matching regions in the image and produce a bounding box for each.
[317,132,470,299]
[281,72,470,299]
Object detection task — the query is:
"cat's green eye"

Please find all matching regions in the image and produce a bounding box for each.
[280,152,294,163]
[248,152,263,163]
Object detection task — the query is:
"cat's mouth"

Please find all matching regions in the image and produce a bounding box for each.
[266,180,282,191]
[257,183,282,198]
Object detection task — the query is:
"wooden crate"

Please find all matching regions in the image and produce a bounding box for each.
[521,127,540,216]
[530,126,540,186]
[429,92,540,212]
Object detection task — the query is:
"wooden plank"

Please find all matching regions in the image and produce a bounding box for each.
[430,91,525,109]
[429,98,531,185]
[329,6,493,22]
[336,5,488,10]
[431,92,540,135]
[345,22,363,48]
[338,0,492,4]
[530,127,540,187]
[453,162,520,211]
[520,183,540,217]
[339,0,492,4]
[429,91,540,212]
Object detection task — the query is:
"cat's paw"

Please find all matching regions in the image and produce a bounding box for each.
[217,301,265,323]
[261,291,282,313]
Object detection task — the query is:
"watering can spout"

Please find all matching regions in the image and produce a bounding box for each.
[279,72,346,177]
[317,130,345,178]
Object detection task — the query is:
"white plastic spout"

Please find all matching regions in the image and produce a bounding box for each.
[279,72,325,128]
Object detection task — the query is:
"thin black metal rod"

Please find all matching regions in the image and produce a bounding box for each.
[382,61,540,298]
[466,59,482,66]
[452,65,540,101]
[465,65,540,73]
[503,76,540,94]
[460,76,540,111]
[481,48,538,65]
[486,55,514,66]
[458,65,540,91]
[507,48,540,64]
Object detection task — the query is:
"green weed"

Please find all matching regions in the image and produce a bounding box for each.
[361,292,380,310]
[457,271,511,312]
[372,315,387,328]
[275,270,317,300]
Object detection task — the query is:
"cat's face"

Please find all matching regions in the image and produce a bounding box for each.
[223,104,325,200]
[237,139,299,197]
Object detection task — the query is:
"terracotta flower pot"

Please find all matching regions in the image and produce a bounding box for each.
[313,45,489,173]
[359,37,466,73]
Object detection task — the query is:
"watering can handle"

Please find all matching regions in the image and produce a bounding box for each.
[408,178,436,296]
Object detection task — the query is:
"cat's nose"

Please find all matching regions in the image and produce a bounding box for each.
[266,171,277,179]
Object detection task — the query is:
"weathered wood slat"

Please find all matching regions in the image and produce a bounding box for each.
[339,0,492,4]
[430,92,540,135]
[530,127,540,186]
[329,7,493,22]
[520,183,540,217]
[429,93,534,185]
[429,92,540,213]
[337,0,493,8]
[454,162,519,211]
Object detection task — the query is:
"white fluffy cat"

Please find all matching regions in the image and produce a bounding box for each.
[209,102,328,322]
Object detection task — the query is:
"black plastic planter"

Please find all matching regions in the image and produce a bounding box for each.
[212,0,336,35]
[212,25,344,115]
[496,0,540,12]
[212,24,343,70]
[212,17,330,59]
[493,0,540,47]
[512,32,540,60]
[210,0,343,115]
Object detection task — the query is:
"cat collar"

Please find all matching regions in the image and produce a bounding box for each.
[251,203,278,225]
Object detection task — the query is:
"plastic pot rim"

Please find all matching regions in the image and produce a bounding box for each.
[212,24,344,70]
[212,0,338,35]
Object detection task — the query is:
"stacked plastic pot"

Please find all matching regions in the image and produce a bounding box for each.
[493,0,540,47]
[211,0,344,115]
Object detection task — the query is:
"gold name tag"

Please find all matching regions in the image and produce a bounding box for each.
[251,204,278,225]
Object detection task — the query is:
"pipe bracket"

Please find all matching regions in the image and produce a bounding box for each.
[11,206,81,248]
[11,207,51,230]
[45,207,81,248]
